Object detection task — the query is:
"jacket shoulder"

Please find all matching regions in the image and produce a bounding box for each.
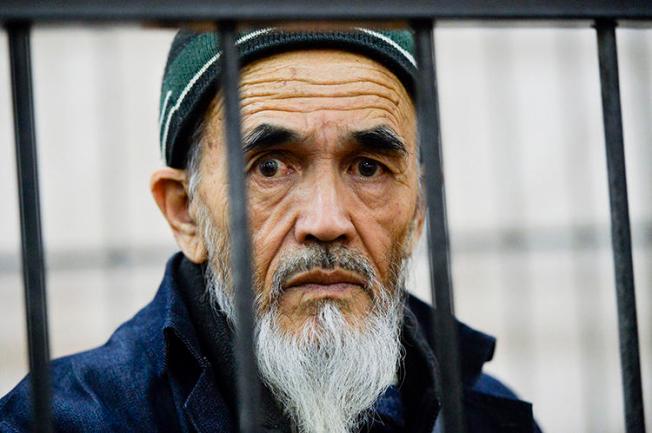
[0,298,176,432]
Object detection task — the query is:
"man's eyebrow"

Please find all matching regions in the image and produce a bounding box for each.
[242,124,298,153]
[351,126,407,156]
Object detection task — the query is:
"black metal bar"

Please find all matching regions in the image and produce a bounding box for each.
[595,20,647,433]
[413,20,466,433]
[7,21,53,433]
[1,0,652,22]
[218,21,262,433]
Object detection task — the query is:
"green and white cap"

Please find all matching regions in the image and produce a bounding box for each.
[159,27,417,168]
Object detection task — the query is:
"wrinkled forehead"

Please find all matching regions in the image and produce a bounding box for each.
[205,49,416,147]
[242,49,407,85]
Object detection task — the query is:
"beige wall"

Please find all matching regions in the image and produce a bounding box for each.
[0,25,650,433]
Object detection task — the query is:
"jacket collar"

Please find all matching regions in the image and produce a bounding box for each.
[156,254,230,431]
[160,253,207,372]
[405,294,497,384]
[160,253,288,433]
[405,296,536,433]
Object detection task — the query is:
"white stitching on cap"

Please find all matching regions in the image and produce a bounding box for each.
[159,90,173,131]
[161,27,274,160]
[355,27,417,68]
[161,27,416,162]
[161,52,219,155]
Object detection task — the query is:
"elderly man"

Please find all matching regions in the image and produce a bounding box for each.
[1,28,539,433]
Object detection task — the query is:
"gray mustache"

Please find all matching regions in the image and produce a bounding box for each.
[269,244,377,301]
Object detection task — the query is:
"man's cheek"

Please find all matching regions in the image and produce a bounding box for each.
[364,213,416,281]
[250,207,297,289]
[249,232,281,306]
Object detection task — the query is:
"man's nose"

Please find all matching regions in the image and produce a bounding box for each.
[294,173,355,244]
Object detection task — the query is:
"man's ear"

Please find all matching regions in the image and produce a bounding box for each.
[150,167,208,264]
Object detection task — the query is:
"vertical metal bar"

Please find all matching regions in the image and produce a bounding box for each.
[7,21,53,433]
[413,20,466,433]
[595,20,647,433]
[218,21,261,433]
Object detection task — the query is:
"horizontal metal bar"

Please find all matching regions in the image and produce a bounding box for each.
[7,21,53,433]
[414,20,466,433]
[1,0,652,22]
[596,20,647,433]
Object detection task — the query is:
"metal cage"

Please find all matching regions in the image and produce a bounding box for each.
[2,2,649,432]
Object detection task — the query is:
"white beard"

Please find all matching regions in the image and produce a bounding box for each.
[194,199,407,433]
[255,297,403,433]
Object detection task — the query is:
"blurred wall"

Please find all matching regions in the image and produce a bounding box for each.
[0,25,650,433]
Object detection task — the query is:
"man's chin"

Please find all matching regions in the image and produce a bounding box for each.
[274,298,372,337]
[273,286,373,332]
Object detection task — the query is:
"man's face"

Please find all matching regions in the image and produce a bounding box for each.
[194,49,421,333]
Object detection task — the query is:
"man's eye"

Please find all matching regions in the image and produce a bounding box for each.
[257,158,281,177]
[355,158,381,177]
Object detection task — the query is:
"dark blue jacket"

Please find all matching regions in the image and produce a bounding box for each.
[0,253,539,433]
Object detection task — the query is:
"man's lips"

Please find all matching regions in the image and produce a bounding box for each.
[284,268,366,292]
